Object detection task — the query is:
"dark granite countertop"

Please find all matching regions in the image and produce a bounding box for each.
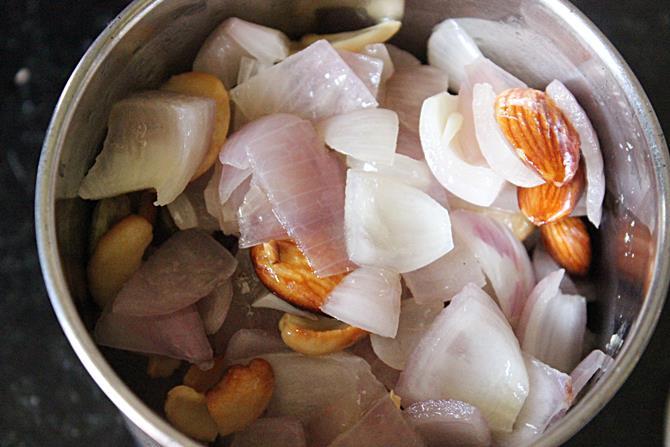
[1,1,668,445]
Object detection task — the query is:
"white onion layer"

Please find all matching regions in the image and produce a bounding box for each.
[532,243,578,294]
[197,280,234,335]
[428,19,483,91]
[570,349,614,398]
[224,17,290,65]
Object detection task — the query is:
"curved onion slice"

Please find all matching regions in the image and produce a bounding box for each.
[231,417,307,447]
[112,230,238,317]
[245,116,351,276]
[396,284,529,434]
[472,83,545,187]
[193,21,250,89]
[318,109,398,164]
[231,40,377,121]
[197,280,234,335]
[402,230,486,304]
[95,305,212,364]
[386,43,421,69]
[238,182,286,248]
[167,170,220,232]
[546,80,605,227]
[252,293,318,321]
[223,18,290,65]
[384,65,449,133]
[532,243,578,294]
[451,210,535,327]
[420,91,505,206]
[517,270,586,372]
[223,329,288,366]
[570,349,613,399]
[404,399,492,447]
[321,267,401,338]
[345,170,453,273]
[427,19,483,91]
[362,43,395,83]
[79,92,215,206]
[329,396,424,447]
[370,298,442,369]
[338,50,384,98]
[496,354,573,446]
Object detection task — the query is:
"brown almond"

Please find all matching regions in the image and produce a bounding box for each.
[250,240,346,312]
[540,217,591,276]
[183,356,227,393]
[164,385,218,442]
[206,358,274,436]
[495,88,581,186]
[518,165,586,225]
[278,313,367,356]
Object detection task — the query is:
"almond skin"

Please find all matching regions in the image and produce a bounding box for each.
[206,358,274,436]
[496,88,581,186]
[278,313,367,356]
[250,240,346,312]
[540,217,591,276]
[518,164,586,225]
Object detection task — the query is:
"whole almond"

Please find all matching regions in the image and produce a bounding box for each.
[278,313,367,356]
[251,240,346,312]
[518,165,586,225]
[540,217,591,276]
[206,358,274,436]
[496,88,581,186]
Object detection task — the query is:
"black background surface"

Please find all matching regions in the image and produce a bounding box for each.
[1,1,668,445]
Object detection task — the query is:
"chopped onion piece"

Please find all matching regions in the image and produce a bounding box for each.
[95,305,212,364]
[197,280,234,335]
[338,50,384,98]
[546,80,605,227]
[472,83,545,187]
[112,230,238,317]
[329,396,425,447]
[345,170,453,273]
[167,170,220,232]
[224,18,290,65]
[495,354,573,446]
[396,284,529,434]
[231,40,377,121]
[321,267,401,338]
[223,329,288,366]
[570,349,614,398]
[384,65,449,133]
[420,91,505,206]
[451,210,535,327]
[403,230,486,304]
[386,44,421,69]
[428,19,483,91]
[193,21,249,89]
[517,270,587,372]
[396,125,425,160]
[532,243,578,294]
[318,109,398,164]
[231,417,306,447]
[238,182,286,248]
[349,338,401,391]
[370,298,442,369]
[404,399,492,447]
[79,92,215,206]
[252,293,318,320]
[362,43,395,83]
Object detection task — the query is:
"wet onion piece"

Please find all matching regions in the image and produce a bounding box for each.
[396,284,529,434]
[79,92,215,206]
[428,19,483,91]
[570,349,614,399]
[223,18,290,65]
[420,91,505,206]
[349,338,401,391]
[451,210,535,327]
[95,305,212,364]
[231,417,306,447]
[318,109,399,164]
[321,267,401,338]
[338,50,384,98]
[231,40,377,121]
[370,298,442,370]
[404,399,491,447]
[495,354,573,447]
[329,396,425,447]
[238,182,286,248]
[167,169,220,232]
[532,243,578,294]
[245,115,351,276]
[546,80,605,227]
[403,231,486,304]
[223,329,288,366]
[517,270,587,372]
[112,230,238,317]
[361,43,395,83]
[386,43,421,69]
[345,170,453,273]
[197,280,233,335]
[252,293,318,320]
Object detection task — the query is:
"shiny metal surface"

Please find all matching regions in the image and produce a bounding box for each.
[35,0,669,446]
